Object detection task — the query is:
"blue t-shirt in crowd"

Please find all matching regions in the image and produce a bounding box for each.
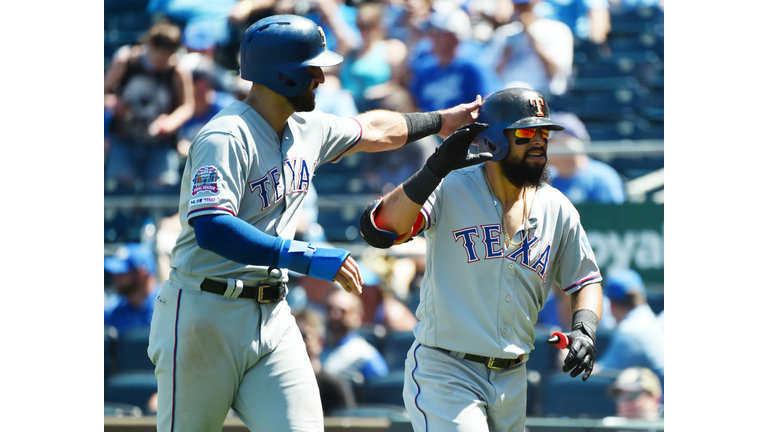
[177,91,237,143]
[321,331,390,382]
[409,53,491,112]
[104,285,160,336]
[535,0,609,40]
[597,304,664,391]
[550,158,626,204]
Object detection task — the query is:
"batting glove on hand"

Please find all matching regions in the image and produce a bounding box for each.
[426,122,493,178]
[546,309,599,381]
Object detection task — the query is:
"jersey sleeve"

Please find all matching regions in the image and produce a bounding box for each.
[184,131,250,222]
[419,178,444,235]
[552,206,602,295]
[315,113,364,166]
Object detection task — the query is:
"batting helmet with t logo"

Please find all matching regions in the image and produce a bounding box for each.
[239,15,343,97]
[476,88,565,161]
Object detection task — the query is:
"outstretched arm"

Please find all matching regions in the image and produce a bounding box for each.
[348,95,484,155]
[194,214,363,294]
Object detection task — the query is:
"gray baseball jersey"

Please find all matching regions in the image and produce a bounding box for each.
[170,100,363,282]
[148,101,363,432]
[402,163,601,432]
[415,163,601,357]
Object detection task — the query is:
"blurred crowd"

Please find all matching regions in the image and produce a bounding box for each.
[104,0,664,422]
[104,0,663,197]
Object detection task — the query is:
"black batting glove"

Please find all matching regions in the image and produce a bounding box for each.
[425,122,493,178]
[547,309,599,381]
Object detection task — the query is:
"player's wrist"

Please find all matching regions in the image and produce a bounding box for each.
[278,239,316,275]
[571,309,599,344]
[402,158,443,205]
[402,111,442,144]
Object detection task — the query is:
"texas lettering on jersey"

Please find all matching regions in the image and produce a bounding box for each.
[248,157,314,211]
[452,224,552,278]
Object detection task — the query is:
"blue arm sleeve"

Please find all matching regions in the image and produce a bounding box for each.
[193,214,285,268]
[193,214,350,281]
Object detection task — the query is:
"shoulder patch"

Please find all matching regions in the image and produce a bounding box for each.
[191,166,221,196]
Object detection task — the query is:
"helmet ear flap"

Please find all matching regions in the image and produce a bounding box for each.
[477,135,508,162]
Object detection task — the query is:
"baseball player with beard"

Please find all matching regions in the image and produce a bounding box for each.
[147,14,483,432]
[359,87,604,432]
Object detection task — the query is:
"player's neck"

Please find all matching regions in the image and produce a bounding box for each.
[484,162,525,207]
[244,86,295,136]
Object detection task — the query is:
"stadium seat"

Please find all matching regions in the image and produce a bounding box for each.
[105,326,118,380]
[538,372,618,419]
[382,331,415,371]
[646,291,664,315]
[104,402,143,418]
[316,207,366,242]
[115,327,155,373]
[609,6,664,36]
[104,371,158,409]
[608,33,664,58]
[104,208,148,243]
[358,370,406,406]
[104,0,150,14]
[315,152,366,175]
[329,404,410,422]
[357,326,385,354]
[527,327,559,376]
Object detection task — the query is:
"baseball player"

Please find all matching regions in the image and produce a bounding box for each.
[359,87,604,431]
[147,14,483,432]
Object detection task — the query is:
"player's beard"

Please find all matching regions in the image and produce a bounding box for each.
[287,85,317,112]
[500,150,552,188]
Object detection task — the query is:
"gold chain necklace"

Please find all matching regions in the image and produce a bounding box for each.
[482,168,534,248]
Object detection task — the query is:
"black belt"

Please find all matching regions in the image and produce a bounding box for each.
[200,279,287,303]
[436,348,523,370]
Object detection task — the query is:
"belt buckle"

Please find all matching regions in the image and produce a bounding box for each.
[486,357,506,370]
[257,284,272,303]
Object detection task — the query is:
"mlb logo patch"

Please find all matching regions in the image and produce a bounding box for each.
[191,166,220,196]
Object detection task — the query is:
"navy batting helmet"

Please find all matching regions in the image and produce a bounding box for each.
[240,15,343,97]
[476,88,565,161]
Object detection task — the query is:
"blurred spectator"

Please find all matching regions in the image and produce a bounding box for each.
[465,0,515,42]
[607,0,663,13]
[104,20,194,193]
[307,0,363,56]
[490,0,573,96]
[176,56,238,158]
[146,0,238,48]
[607,367,663,420]
[408,7,492,112]
[355,258,418,333]
[548,112,626,204]
[339,2,410,113]
[104,243,161,336]
[315,68,360,118]
[596,269,664,393]
[534,0,611,44]
[179,20,238,92]
[321,289,390,384]
[294,308,357,413]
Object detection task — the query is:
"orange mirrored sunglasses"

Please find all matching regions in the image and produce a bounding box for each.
[514,127,550,139]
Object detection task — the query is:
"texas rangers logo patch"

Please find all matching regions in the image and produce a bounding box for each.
[529,98,546,116]
[191,166,220,196]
